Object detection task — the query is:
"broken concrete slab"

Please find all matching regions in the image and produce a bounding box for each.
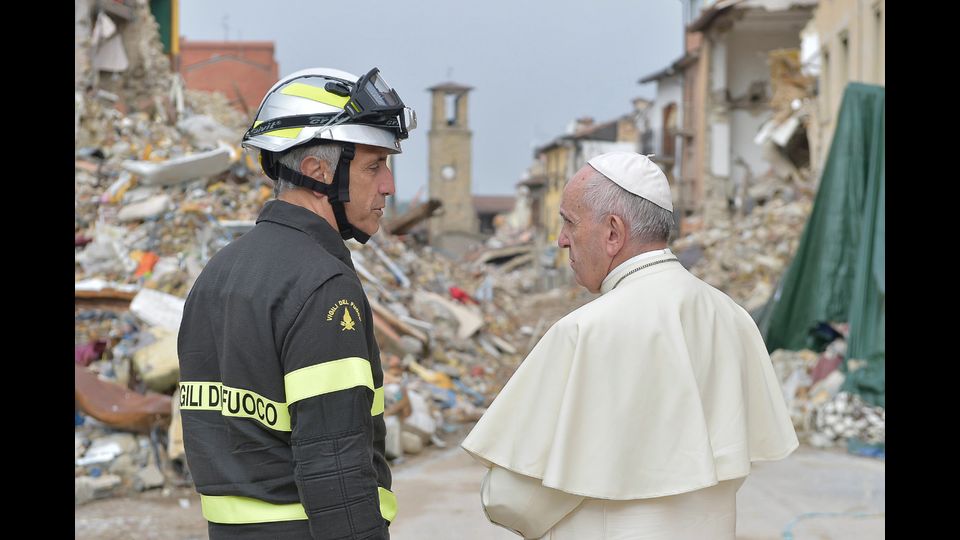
[76,441,124,467]
[177,114,239,150]
[129,287,185,332]
[398,335,424,355]
[134,466,166,492]
[117,194,172,222]
[414,291,483,340]
[91,11,129,73]
[76,223,137,277]
[121,146,231,187]
[487,333,518,355]
[107,453,138,477]
[132,327,180,393]
[76,474,123,505]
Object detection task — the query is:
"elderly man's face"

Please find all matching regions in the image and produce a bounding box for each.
[557,166,611,293]
[344,144,395,236]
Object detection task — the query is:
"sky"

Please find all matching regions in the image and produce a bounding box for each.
[180,0,683,200]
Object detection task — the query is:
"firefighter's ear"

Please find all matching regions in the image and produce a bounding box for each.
[301,156,333,184]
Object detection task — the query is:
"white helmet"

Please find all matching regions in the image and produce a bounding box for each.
[241,67,416,244]
[242,67,415,157]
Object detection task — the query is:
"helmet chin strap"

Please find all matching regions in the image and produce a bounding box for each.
[261,143,371,244]
[329,144,371,244]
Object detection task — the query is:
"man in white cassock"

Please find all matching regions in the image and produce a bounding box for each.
[461,152,799,540]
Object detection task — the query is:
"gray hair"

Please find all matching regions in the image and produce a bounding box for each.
[274,142,342,197]
[582,169,673,244]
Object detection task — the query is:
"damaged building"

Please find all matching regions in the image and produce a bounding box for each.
[678,0,817,230]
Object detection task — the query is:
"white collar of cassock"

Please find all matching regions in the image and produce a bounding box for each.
[600,247,674,295]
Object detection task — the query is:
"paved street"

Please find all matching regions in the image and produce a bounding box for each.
[390,442,885,540]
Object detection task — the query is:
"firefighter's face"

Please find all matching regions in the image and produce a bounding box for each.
[344,144,394,236]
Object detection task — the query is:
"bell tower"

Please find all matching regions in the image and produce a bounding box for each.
[427,82,477,247]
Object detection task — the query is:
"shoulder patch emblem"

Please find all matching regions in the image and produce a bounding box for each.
[326,299,363,331]
[341,309,356,331]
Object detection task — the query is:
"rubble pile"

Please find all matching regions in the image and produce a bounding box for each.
[767,48,816,125]
[349,233,550,421]
[75,429,167,505]
[183,89,250,133]
[766,325,885,454]
[671,194,814,312]
[119,1,175,107]
[76,0,176,110]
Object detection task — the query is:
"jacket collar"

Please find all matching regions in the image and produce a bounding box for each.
[256,199,353,267]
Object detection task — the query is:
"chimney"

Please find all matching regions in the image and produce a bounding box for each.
[574,117,595,135]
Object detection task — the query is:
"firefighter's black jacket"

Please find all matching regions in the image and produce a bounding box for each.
[178,199,391,539]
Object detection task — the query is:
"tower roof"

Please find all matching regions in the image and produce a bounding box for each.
[427,81,474,92]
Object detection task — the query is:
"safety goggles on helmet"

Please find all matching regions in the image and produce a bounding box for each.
[243,67,416,143]
[343,68,417,138]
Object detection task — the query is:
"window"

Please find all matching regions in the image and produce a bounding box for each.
[445,94,458,126]
[663,103,677,158]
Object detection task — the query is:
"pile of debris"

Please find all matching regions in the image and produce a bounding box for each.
[767,324,885,457]
[671,193,814,313]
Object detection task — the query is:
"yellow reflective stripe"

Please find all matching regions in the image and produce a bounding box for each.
[251,120,303,139]
[220,384,291,431]
[263,127,303,139]
[281,83,350,108]
[200,489,395,524]
[180,381,289,431]
[371,386,384,416]
[179,382,221,411]
[379,487,397,522]
[284,357,374,405]
[200,495,307,524]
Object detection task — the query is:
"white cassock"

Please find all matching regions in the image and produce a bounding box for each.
[461,249,799,539]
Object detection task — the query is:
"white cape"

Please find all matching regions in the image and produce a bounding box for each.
[462,253,798,499]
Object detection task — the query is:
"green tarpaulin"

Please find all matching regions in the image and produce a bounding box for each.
[758,82,885,408]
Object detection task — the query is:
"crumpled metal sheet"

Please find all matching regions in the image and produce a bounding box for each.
[75,365,171,434]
